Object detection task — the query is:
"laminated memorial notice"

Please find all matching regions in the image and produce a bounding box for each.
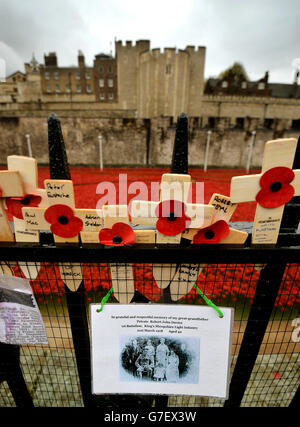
[90,304,234,399]
[0,275,48,345]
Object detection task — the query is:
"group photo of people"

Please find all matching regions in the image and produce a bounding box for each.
[120,336,192,383]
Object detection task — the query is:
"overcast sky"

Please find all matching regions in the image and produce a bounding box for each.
[1,0,300,83]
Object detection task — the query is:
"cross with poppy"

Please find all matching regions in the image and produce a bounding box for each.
[182,193,248,245]
[22,178,103,290]
[130,173,215,244]
[5,156,47,243]
[168,193,248,301]
[230,138,300,244]
[100,205,135,303]
[0,168,25,242]
[21,179,104,244]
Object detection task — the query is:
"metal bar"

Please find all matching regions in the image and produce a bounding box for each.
[25,134,33,158]
[65,283,94,407]
[280,136,300,233]
[48,113,94,407]
[0,343,34,407]
[246,131,256,173]
[98,136,103,171]
[224,261,287,407]
[0,240,299,264]
[204,130,211,172]
[289,384,300,407]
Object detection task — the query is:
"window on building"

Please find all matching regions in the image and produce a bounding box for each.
[166,64,172,74]
[100,93,105,100]
[258,82,265,90]
[99,78,105,87]
[86,84,91,93]
[108,66,113,73]
[99,66,104,74]
[221,81,228,88]
[264,118,274,129]
[108,79,114,88]
[291,119,300,130]
[75,72,81,80]
[208,117,216,129]
[108,92,114,100]
[76,85,82,93]
[85,72,91,80]
[54,72,59,80]
[45,72,50,80]
[46,85,51,93]
[55,85,60,93]
[66,84,71,93]
[241,81,247,89]
[235,117,245,129]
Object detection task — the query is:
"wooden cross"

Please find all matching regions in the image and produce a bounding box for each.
[102,205,135,304]
[130,173,214,290]
[168,193,248,301]
[182,193,248,244]
[230,138,300,244]
[22,178,103,290]
[130,173,214,243]
[0,166,25,242]
[6,156,48,243]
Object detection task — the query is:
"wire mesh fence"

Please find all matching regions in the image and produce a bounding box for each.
[0,259,299,407]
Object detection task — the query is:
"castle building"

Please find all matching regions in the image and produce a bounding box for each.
[0,40,300,133]
[0,40,206,119]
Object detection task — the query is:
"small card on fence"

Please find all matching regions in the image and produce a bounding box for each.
[90,304,234,399]
[0,275,48,345]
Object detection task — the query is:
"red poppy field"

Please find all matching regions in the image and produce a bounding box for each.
[2,166,300,310]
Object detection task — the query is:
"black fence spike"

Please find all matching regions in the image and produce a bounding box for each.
[48,113,71,180]
[171,112,188,175]
[280,136,300,234]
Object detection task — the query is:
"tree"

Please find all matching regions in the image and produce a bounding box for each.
[219,62,249,81]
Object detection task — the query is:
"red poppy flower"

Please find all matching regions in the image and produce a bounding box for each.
[99,222,135,246]
[193,220,230,244]
[6,194,42,219]
[44,204,83,238]
[256,166,295,209]
[155,200,191,236]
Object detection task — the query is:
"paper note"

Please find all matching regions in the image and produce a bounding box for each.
[0,275,48,345]
[90,304,233,398]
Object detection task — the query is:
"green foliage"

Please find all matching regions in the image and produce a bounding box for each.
[219,62,249,81]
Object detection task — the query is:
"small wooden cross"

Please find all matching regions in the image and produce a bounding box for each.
[102,205,135,304]
[0,166,25,242]
[130,173,214,290]
[22,179,103,243]
[130,173,215,243]
[182,193,248,244]
[169,193,248,301]
[6,156,47,243]
[22,178,103,290]
[230,138,300,244]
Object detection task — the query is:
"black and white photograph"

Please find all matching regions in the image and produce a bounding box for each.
[120,336,200,384]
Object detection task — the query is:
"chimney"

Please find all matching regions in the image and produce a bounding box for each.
[293,70,299,85]
[78,50,85,68]
[264,71,269,83]
[44,52,57,67]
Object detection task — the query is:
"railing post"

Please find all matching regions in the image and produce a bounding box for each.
[224,261,287,407]
[48,113,94,407]
[0,343,34,407]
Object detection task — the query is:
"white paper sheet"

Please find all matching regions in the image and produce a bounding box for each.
[0,275,48,345]
[90,303,234,398]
